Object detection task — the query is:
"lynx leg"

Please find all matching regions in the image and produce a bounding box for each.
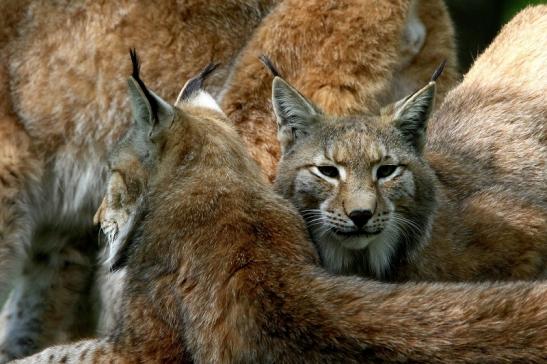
[0,230,98,363]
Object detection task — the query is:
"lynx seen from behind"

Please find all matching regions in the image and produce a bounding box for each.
[12,50,547,364]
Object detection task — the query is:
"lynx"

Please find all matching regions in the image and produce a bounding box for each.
[13,50,547,364]
[273,5,547,281]
[223,0,459,181]
[0,1,275,360]
[0,0,457,360]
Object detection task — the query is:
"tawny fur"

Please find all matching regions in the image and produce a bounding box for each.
[0,1,277,360]
[274,5,547,281]
[0,0,458,360]
[13,65,547,364]
[412,4,547,281]
[222,0,458,181]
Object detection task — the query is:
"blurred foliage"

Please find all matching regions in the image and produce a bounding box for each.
[445,0,546,72]
[502,0,546,22]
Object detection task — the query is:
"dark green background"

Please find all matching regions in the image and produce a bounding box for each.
[445,0,546,72]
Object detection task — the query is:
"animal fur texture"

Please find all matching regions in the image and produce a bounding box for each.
[223,0,458,181]
[0,1,276,360]
[273,5,547,281]
[0,0,457,360]
[12,52,547,364]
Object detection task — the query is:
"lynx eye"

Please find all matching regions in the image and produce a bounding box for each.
[376,165,398,179]
[317,165,339,178]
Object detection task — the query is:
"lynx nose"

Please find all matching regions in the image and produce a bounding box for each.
[348,209,373,229]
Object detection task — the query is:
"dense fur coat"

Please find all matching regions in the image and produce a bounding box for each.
[13,56,547,363]
[273,5,547,281]
[223,0,458,180]
[0,1,276,359]
[0,0,457,360]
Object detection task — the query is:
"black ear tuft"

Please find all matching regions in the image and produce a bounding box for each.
[430,59,447,82]
[129,48,140,80]
[259,55,281,78]
[129,49,158,121]
[179,62,219,102]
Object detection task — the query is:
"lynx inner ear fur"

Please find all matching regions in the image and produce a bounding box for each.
[175,63,223,113]
[271,77,322,154]
[128,49,174,133]
[392,82,435,152]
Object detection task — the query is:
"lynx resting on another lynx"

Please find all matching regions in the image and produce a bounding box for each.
[273,5,547,281]
[0,0,457,360]
[13,50,547,364]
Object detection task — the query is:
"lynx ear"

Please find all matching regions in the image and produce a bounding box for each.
[175,63,222,113]
[392,81,435,153]
[271,77,322,154]
[128,49,174,138]
[392,61,445,152]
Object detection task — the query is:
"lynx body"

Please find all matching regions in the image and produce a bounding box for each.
[13,50,547,364]
[274,6,547,281]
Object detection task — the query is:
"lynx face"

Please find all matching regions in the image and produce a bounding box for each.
[272,73,439,278]
[287,121,422,249]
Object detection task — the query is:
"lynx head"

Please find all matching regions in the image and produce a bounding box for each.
[273,64,443,279]
[95,50,226,270]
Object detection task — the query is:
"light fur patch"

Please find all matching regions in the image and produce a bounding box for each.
[96,172,142,269]
[400,0,426,67]
[97,268,126,334]
[178,90,223,114]
[100,205,138,269]
[312,229,355,274]
[366,224,399,277]
[51,157,106,225]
